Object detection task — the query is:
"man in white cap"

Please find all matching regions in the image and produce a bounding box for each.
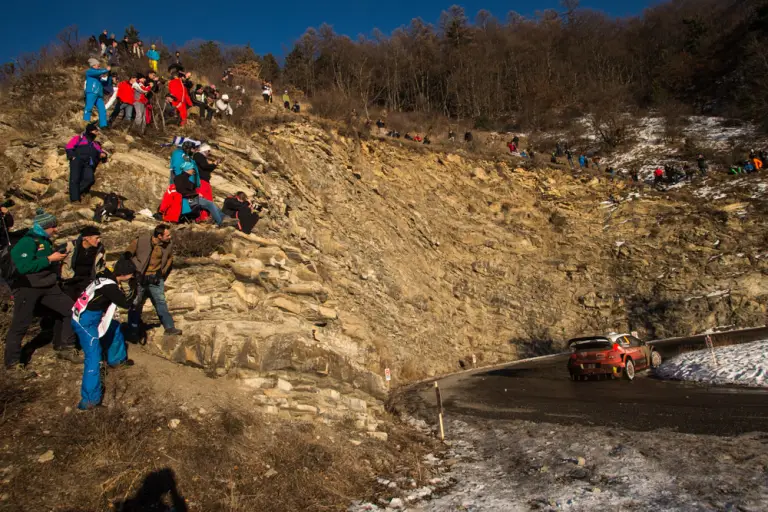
[215,94,233,116]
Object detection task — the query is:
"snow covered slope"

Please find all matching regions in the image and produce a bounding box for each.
[655,340,768,388]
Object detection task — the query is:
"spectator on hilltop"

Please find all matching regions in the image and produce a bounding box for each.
[98,30,109,55]
[110,74,136,125]
[282,90,291,109]
[132,74,153,132]
[66,123,106,203]
[83,58,111,128]
[168,72,192,126]
[215,94,233,117]
[147,44,160,72]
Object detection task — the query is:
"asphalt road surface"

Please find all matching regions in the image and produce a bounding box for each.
[418,328,768,436]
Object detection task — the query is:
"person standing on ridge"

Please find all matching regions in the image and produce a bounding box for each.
[83,59,111,128]
[147,44,160,73]
[168,72,192,126]
[66,123,106,203]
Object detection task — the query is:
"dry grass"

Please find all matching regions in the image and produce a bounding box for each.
[172,228,231,258]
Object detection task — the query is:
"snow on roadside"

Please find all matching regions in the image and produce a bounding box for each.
[655,339,768,388]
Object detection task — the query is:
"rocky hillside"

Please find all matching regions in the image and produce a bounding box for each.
[2,67,767,415]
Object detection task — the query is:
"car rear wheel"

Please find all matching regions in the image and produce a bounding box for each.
[650,351,662,369]
[623,359,635,381]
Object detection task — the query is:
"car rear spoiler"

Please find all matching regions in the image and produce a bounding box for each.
[568,337,612,347]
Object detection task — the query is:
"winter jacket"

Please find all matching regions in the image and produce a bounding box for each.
[215,99,232,115]
[578,156,587,167]
[147,49,160,61]
[85,68,109,96]
[83,271,133,311]
[10,223,59,288]
[158,185,183,224]
[193,153,217,182]
[60,237,106,283]
[126,233,173,277]
[133,82,151,104]
[173,172,198,198]
[98,33,108,45]
[168,78,192,108]
[66,134,103,171]
[116,81,135,104]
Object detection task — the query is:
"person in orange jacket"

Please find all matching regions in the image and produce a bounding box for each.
[753,157,763,171]
[168,72,192,126]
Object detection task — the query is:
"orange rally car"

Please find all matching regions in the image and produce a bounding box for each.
[567,333,662,381]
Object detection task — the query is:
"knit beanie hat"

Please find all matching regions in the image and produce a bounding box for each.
[34,208,57,229]
[113,255,136,277]
[88,58,100,67]
[80,225,101,237]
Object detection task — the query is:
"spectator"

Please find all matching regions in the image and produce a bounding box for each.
[0,201,13,249]
[71,255,136,410]
[133,41,144,58]
[110,75,137,125]
[66,123,105,203]
[193,144,217,210]
[292,101,301,113]
[104,75,120,111]
[578,154,587,169]
[215,94,233,117]
[121,36,131,55]
[654,167,664,185]
[192,85,214,122]
[464,131,473,143]
[107,41,120,67]
[168,72,193,126]
[98,30,109,55]
[126,225,181,337]
[566,149,574,169]
[282,90,291,109]
[83,58,111,128]
[132,74,152,131]
[167,51,183,74]
[262,83,271,103]
[593,156,602,172]
[4,209,81,375]
[697,154,708,176]
[222,192,260,234]
[147,44,160,73]
[60,226,105,300]
[172,163,233,227]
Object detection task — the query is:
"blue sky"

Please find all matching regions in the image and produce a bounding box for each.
[0,0,656,64]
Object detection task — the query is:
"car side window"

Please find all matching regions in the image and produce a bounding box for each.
[628,336,643,347]
[618,336,630,347]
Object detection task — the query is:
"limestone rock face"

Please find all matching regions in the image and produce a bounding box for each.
[4,71,768,405]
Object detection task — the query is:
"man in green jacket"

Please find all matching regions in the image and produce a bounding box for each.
[4,209,81,374]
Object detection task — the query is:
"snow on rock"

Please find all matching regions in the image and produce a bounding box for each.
[655,340,768,388]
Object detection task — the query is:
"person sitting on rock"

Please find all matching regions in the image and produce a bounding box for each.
[173,162,233,228]
[193,144,218,210]
[71,255,137,410]
[215,94,233,117]
[66,123,106,203]
[222,192,261,234]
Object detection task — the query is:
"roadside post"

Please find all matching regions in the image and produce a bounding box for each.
[385,368,391,389]
[705,335,718,367]
[434,381,445,441]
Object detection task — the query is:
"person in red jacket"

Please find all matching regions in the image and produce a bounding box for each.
[654,167,664,186]
[109,75,137,125]
[168,72,192,126]
[132,75,153,131]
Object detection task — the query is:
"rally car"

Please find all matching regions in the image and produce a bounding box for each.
[567,333,662,381]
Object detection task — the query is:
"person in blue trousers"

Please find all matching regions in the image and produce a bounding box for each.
[71,257,136,410]
[84,58,111,128]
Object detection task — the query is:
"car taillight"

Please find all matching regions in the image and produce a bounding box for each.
[612,343,620,352]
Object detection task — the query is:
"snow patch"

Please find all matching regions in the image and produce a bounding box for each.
[656,339,768,388]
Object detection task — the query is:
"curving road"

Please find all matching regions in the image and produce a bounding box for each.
[417,327,768,436]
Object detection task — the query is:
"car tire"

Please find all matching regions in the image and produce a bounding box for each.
[623,359,635,381]
[650,351,662,369]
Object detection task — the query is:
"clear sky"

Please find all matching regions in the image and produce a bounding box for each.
[0,0,656,64]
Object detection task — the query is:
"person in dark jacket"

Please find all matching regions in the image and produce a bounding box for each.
[98,30,109,55]
[125,225,180,337]
[172,164,231,227]
[71,256,136,409]
[192,144,218,183]
[67,123,106,203]
[0,202,13,249]
[222,192,260,234]
[60,226,106,299]
[4,209,81,374]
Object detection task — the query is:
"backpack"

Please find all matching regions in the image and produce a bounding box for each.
[94,193,135,223]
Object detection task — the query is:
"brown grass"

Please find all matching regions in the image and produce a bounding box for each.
[172,228,231,258]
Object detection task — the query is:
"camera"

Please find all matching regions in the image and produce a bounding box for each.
[56,244,68,254]
[0,199,15,209]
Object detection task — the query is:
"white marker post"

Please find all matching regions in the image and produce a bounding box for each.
[434,381,445,442]
[384,368,391,389]
[705,335,718,367]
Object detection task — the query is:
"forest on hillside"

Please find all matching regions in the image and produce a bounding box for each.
[282,0,768,130]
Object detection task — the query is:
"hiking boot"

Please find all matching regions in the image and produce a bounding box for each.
[164,328,183,336]
[5,363,38,380]
[108,359,135,369]
[56,347,84,364]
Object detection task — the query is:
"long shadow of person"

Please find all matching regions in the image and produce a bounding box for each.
[114,468,188,511]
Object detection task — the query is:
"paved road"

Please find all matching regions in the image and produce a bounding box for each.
[417,328,768,436]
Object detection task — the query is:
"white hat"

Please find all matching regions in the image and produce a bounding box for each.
[199,144,211,153]
[88,58,100,67]
[222,94,229,101]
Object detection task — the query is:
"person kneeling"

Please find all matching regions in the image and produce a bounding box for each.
[222,192,261,234]
[71,256,136,410]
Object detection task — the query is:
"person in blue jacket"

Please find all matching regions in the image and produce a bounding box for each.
[578,154,587,169]
[84,58,111,128]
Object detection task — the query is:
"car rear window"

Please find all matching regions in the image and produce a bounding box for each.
[571,340,613,351]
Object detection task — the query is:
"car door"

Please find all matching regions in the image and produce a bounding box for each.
[627,336,648,369]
